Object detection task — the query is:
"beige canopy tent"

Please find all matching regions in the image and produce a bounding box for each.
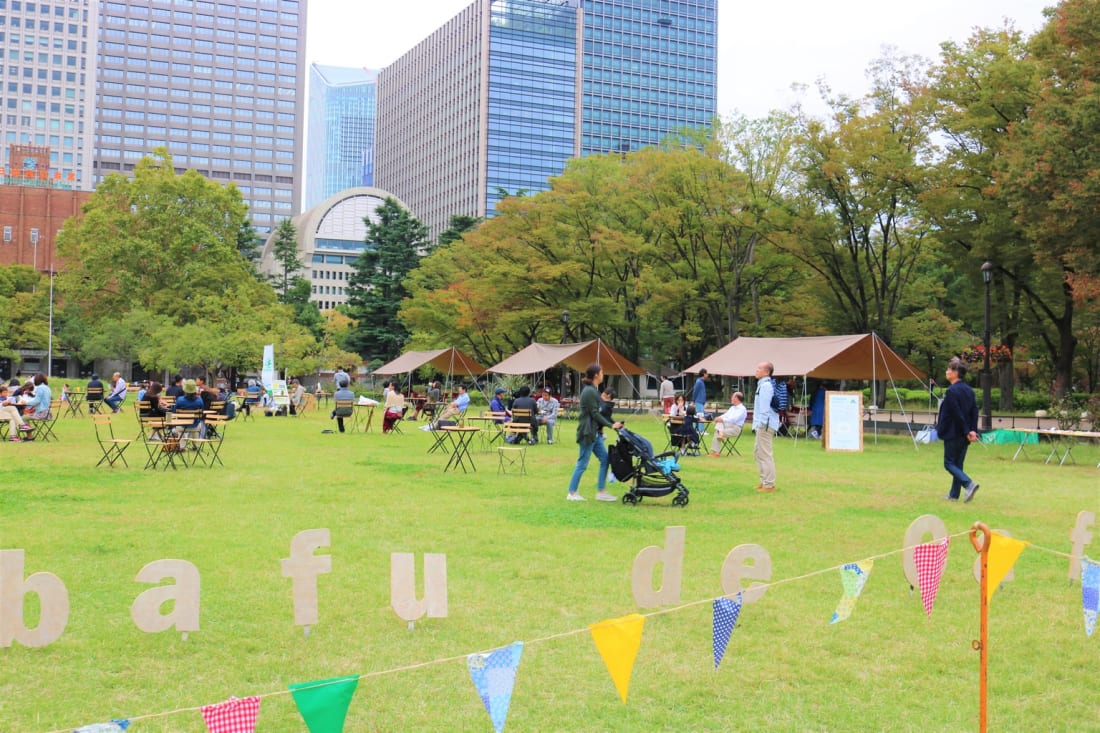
[488,340,645,376]
[373,347,486,377]
[686,334,926,381]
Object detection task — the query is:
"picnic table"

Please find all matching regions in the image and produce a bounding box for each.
[440,426,480,473]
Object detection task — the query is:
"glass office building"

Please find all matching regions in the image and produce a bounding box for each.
[305,64,377,210]
[581,0,717,156]
[376,0,716,237]
[93,0,307,234]
[0,0,99,188]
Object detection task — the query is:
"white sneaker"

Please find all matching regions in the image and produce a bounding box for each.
[567,493,586,501]
[596,491,617,502]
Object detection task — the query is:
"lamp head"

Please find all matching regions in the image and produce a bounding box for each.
[981,260,994,284]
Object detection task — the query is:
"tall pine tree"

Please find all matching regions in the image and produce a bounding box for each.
[343,198,429,361]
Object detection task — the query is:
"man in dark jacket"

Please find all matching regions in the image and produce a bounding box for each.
[510,385,539,444]
[935,357,980,502]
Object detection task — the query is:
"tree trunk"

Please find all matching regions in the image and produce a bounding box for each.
[998,361,1015,411]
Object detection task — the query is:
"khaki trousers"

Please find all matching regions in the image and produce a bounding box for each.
[754,426,776,487]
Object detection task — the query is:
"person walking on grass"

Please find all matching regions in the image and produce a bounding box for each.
[752,361,780,492]
[936,357,980,502]
[566,363,623,502]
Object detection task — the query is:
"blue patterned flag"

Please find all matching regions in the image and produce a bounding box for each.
[74,721,129,733]
[831,560,874,624]
[468,641,524,732]
[1082,556,1099,637]
[712,593,742,669]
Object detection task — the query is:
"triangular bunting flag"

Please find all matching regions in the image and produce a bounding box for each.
[712,593,742,669]
[589,613,645,704]
[74,721,130,733]
[986,533,1028,602]
[201,696,260,733]
[467,641,524,733]
[830,560,874,624]
[1082,556,1099,637]
[289,675,360,733]
[914,537,950,618]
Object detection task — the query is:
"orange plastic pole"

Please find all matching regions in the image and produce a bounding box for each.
[969,522,990,733]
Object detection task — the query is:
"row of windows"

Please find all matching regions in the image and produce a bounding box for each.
[0,1,82,17]
[311,285,345,296]
[104,0,298,14]
[101,15,296,46]
[3,81,76,98]
[312,269,349,281]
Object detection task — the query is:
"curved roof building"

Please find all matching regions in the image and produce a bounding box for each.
[258,186,410,311]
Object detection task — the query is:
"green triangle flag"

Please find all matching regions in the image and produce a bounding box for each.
[289,675,360,733]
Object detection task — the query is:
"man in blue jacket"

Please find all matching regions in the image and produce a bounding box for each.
[692,368,708,414]
[935,357,980,502]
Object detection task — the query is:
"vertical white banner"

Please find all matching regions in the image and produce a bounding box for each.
[261,344,276,389]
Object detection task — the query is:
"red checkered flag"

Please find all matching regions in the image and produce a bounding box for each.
[201,696,261,733]
[914,537,950,618]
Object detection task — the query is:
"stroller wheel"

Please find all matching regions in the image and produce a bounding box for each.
[672,494,689,508]
[622,493,639,506]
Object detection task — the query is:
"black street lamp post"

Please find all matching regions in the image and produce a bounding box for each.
[981,261,994,432]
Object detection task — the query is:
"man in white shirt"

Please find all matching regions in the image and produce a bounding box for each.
[104,372,127,413]
[708,391,747,457]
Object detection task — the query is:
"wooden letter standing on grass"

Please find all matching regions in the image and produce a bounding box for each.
[281,529,332,628]
[131,560,200,634]
[632,526,686,607]
[1069,511,1095,582]
[391,553,448,622]
[0,549,69,648]
[720,544,772,603]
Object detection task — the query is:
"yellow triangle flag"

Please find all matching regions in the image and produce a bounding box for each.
[589,613,645,704]
[987,532,1028,602]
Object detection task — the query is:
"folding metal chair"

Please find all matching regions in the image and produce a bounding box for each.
[190,415,226,467]
[28,400,62,442]
[497,444,527,475]
[93,415,133,467]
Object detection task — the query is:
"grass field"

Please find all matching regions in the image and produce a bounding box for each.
[1,406,1097,733]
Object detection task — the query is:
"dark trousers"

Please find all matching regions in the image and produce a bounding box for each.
[942,437,972,498]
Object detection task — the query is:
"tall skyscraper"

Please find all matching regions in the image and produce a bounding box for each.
[375,0,717,237]
[0,0,99,189]
[93,0,307,234]
[304,64,377,210]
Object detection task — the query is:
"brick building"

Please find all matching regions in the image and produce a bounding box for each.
[0,145,90,273]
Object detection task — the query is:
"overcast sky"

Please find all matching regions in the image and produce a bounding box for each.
[306,0,1053,119]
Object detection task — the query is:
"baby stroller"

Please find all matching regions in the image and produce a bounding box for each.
[609,427,690,507]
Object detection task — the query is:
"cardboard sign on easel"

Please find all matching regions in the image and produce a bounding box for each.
[824,391,863,452]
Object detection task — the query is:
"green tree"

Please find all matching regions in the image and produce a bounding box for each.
[343,197,430,361]
[785,53,937,347]
[237,218,263,271]
[994,0,1100,395]
[437,214,481,247]
[270,218,302,300]
[0,265,49,358]
[921,25,1040,407]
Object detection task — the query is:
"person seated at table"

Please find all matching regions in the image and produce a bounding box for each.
[24,374,53,421]
[509,385,539,444]
[104,372,127,413]
[140,381,170,419]
[489,387,509,422]
[708,391,747,457]
[61,383,72,403]
[536,385,560,445]
[331,376,354,433]
[289,378,306,415]
[194,376,220,411]
[421,381,442,422]
[382,385,406,433]
[433,383,470,428]
[669,393,688,417]
[173,379,207,438]
[86,372,105,409]
[0,384,35,441]
[243,378,263,415]
[671,403,701,456]
[165,374,185,399]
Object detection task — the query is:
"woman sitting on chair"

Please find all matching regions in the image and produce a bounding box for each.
[383,386,406,433]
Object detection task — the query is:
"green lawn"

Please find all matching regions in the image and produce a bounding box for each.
[1,408,1097,732]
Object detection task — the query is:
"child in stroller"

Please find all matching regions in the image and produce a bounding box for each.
[609,427,690,507]
[669,403,702,456]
